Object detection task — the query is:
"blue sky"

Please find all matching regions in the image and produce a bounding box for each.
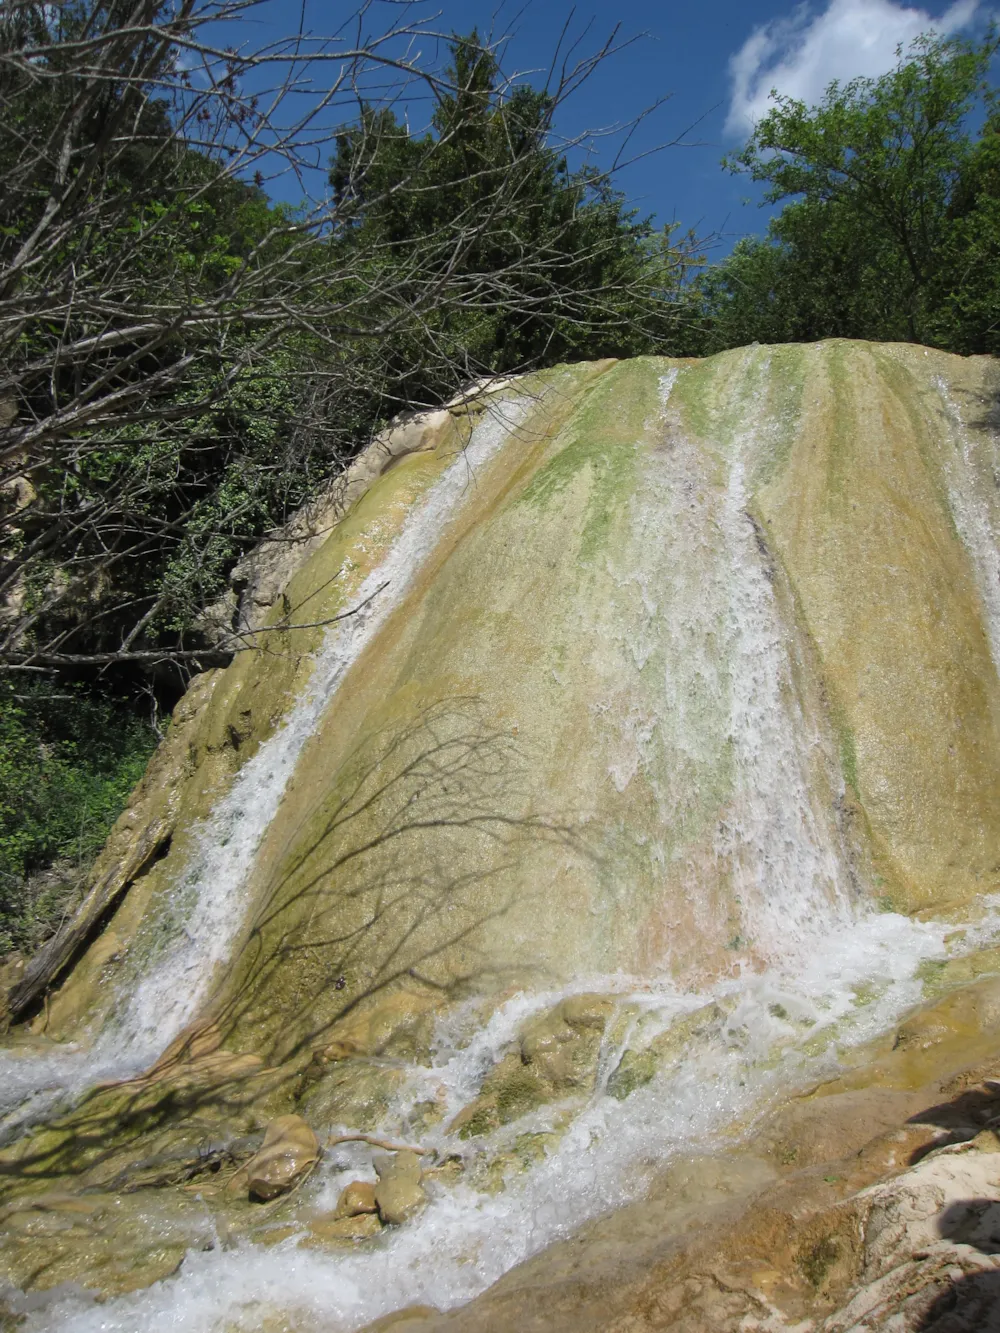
[223,0,993,253]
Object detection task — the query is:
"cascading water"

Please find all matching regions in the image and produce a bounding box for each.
[15,906,970,1333]
[664,363,854,961]
[0,394,532,1136]
[597,362,852,972]
[5,345,1000,1332]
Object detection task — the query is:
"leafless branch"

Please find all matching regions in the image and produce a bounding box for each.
[0,0,694,673]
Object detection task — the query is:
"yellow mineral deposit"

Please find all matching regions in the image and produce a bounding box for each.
[3,342,1000,1331]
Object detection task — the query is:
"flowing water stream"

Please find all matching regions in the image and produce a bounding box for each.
[0,396,531,1139]
[4,350,1000,1331]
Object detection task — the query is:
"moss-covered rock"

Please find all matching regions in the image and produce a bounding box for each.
[450,994,613,1138]
[607,1003,727,1101]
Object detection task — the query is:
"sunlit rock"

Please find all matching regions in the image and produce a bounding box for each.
[334,1179,378,1218]
[606,1002,728,1101]
[245,1115,320,1202]
[373,1150,427,1225]
[307,1212,382,1244]
[4,344,1000,1325]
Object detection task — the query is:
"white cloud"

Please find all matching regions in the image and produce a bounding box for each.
[725,0,980,136]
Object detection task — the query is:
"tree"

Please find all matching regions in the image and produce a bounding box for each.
[328,32,687,384]
[0,2,682,676]
[693,31,1000,354]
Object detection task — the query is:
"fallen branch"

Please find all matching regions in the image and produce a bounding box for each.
[326,1132,431,1155]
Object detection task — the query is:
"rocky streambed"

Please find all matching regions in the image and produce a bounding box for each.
[5,967,1000,1331]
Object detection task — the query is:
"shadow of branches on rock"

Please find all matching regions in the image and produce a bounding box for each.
[212,694,594,1065]
[0,694,598,1195]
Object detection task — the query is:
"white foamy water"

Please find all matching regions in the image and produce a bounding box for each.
[0,395,532,1134]
[22,904,998,1333]
[717,424,853,959]
[604,363,852,968]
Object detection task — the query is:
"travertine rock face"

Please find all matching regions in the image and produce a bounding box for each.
[355,1030,1000,1333]
[14,343,1000,1052]
[825,1137,1000,1331]
[4,343,1000,1328]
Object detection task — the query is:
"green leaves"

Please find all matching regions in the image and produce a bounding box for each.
[695,30,1000,355]
[327,31,681,384]
[0,678,158,954]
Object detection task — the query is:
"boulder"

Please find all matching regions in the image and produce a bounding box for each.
[245,1115,320,1201]
[559,993,614,1030]
[373,1150,427,1225]
[449,995,615,1138]
[448,1052,546,1139]
[607,1002,726,1101]
[519,996,610,1091]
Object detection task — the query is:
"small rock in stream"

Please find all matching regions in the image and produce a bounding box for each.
[373,1150,427,1225]
[335,1179,378,1218]
[245,1115,320,1201]
[309,1213,383,1243]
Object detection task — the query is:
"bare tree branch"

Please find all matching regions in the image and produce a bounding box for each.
[0,0,696,673]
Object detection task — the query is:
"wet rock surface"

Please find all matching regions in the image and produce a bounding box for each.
[373,1150,428,1225]
[606,1002,728,1101]
[244,1115,320,1201]
[449,995,612,1139]
[5,344,1000,1328]
[335,1179,378,1217]
[355,1006,1000,1333]
[308,1212,384,1244]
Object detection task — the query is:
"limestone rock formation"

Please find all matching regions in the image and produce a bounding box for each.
[449,995,613,1138]
[3,344,1000,1330]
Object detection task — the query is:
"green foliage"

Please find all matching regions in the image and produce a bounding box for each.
[0,679,158,954]
[1,17,690,952]
[2,17,694,674]
[328,31,692,401]
[689,32,1000,355]
[1,15,323,661]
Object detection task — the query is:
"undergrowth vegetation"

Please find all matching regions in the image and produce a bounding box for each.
[0,680,157,955]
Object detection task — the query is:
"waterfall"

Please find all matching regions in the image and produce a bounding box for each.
[18,354,1000,1333]
[20,919,968,1333]
[6,348,1000,1333]
[0,395,532,1134]
[715,432,854,957]
[601,364,852,972]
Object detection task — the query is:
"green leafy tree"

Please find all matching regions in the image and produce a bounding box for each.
[1,9,687,675]
[328,32,693,400]
[693,31,1000,354]
[0,5,690,963]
